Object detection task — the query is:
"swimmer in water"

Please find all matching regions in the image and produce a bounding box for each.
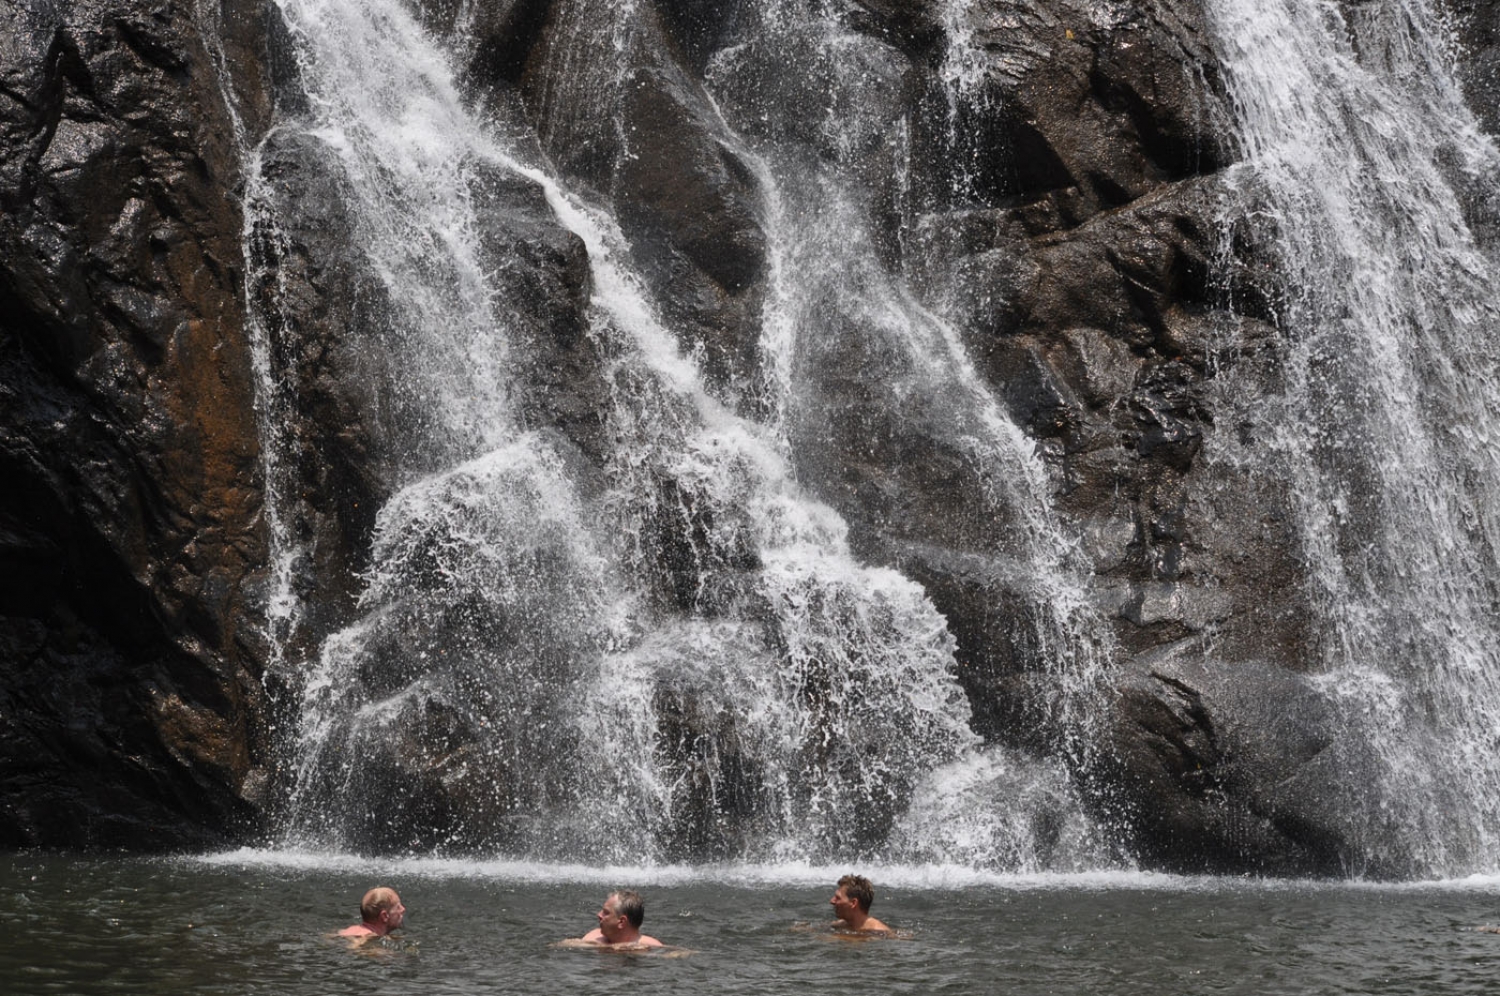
[337,887,406,941]
[575,890,663,948]
[829,874,891,935]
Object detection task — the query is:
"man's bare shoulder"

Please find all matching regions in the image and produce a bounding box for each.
[555,935,675,953]
[828,919,897,940]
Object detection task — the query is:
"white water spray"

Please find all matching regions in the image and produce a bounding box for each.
[692,0,1119,864]
[252,0,1066,865]
[1205,0,1500,874]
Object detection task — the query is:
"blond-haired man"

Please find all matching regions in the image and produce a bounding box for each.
[338,887,406,939]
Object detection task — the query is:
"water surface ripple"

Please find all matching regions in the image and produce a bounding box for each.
[7,853,1500,995]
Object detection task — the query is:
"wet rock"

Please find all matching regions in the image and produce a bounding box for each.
[0,0,1443,880]
[516,0,771,401]
[1098,638,1385,876]
[1429,1,1500,134]
[463,161,605,460]
[0,0,282,848]
[1438,0,1500,251]
[912,0,1231,219]
[414,0,553,90]
[613,62,769,394]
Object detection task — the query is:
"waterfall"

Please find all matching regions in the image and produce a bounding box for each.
[245,0,1114,869]
[242,145,301,673]
[256,0,627,855]
[702,0,1117,845]
[1204,0,1500,875]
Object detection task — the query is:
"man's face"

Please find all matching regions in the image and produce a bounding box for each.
[382,896,407,931]
[597,896,626,941]
[830,886,859,921]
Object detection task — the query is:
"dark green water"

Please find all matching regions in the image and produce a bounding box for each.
[7,851,1500,995]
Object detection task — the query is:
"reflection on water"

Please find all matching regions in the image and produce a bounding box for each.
[7,852,1500,995]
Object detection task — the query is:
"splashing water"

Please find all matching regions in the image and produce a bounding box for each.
[247,0,1108,866]
[706,0,1116,799]
[1205,0,1500,875]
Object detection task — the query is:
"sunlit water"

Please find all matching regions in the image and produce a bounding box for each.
[9,852,1500,995]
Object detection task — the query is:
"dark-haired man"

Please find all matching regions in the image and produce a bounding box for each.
[581,889,663,948]
[830,874,891,934]
[338,886,406,939]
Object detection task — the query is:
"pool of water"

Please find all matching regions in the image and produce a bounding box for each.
[8,851,1500,995]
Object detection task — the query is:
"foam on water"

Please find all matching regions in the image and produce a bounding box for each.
[185,846,1199,892]
[189,847,1500,895]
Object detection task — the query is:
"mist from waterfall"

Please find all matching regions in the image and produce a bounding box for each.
[245,0,1116,869]
[1204,0,1500,875]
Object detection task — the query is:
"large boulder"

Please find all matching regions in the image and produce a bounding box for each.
[1099,638,1363,875]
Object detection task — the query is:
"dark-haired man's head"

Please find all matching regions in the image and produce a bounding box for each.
[829,874,891,934]
[836,874,874,913]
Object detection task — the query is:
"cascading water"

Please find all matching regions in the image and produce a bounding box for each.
[1204,0,1500,875]
[698,0,1117,859]
[247,0,1115,868]
[242,150,302,674]
[255,0,629,855]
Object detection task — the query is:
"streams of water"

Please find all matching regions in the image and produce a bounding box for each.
[240,0,1120,870]
[1204,0,1500,875]
[233,0,1500,878]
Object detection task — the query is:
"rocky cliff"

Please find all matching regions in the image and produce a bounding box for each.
[0,0,283,848]
[1,0,1494,873]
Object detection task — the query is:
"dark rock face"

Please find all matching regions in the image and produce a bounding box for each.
[252,131,390,607]
[1101,639,1357,876]
[1437,0,1500,134]
[2,0,1494,874]
[509,0,770,399]
[1442,0,1500,253]
[0,0,278,848]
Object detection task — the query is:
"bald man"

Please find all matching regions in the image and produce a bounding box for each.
[338,887,406,939]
